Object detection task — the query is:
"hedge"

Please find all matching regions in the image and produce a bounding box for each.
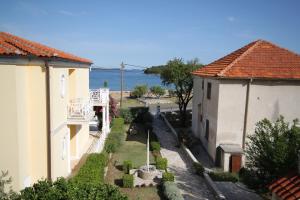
[150,141,160,151]
[156,157,168,170]
[104,118,125,153]
[162,181,184,200]
[119,109,133,124]
[162,172,175,182]
[123,160,133,174]
[208,172,239,182]
[71,152,108,185]
[193,162,204,177]
[18,178,128,200]
[122,174,134,188]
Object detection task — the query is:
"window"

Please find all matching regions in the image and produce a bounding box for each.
[202,80,204,89]
[198,103,202,122]
[60,74,65,98]
[207,82,211,99]
[205,120,209,140]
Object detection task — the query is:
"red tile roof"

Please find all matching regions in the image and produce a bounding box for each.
[0,32,92,64]
[268,173,300,200]
[192,40,300,80]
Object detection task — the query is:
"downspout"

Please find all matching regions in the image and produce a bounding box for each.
[45,60,52,180]
[242,78,252,149]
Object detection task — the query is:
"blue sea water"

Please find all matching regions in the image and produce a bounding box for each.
[89,69,166,91]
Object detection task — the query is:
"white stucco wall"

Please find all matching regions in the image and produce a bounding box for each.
[217,79,300,148]
[192,77,300,163]
[246,80,300,135]
[192,76,220,160]
[216,80,248,148]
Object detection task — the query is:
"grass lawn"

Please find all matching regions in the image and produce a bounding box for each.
[105,123,163,200]
[114,130,155,168]
[122,98,143,108]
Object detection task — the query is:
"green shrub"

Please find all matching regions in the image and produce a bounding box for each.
[239,167,260,189]
[193,162,204,177]
[162,172,175,182]
[156,157,168,170]
[72,152,108,184]
[163,181,184,200]
[19,178,128,200]
[152,150,161,158]
[149,131,158,142]
[131,85,148,98]
[122,174,134,188]
[123,160,133,174]
[150,141,160,151]
[0,171,18,200]
[208,172,238,182]
[119,109,133,124]
[130,107,152,124]
[104,118,125,153]
[150,85,165,98]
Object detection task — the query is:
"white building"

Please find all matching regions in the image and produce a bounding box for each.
[191,40,300,172]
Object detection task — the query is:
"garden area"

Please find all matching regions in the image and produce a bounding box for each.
[104,123,162,200]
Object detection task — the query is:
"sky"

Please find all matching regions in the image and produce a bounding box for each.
[1,0,300,68]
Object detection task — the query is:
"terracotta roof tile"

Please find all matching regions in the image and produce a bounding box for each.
[0,32,92,64]
[192,40,300,80]
[268,173,300,200]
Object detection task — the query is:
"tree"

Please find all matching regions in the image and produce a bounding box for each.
[131,85,148,98]
[160,58,202,126]
[150,86,165,99]
[245,116,300,187]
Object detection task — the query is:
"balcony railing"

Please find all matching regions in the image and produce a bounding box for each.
[67,98,94,122]
[90,88,109,106]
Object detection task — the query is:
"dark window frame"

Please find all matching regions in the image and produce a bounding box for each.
[205,119,209,140]
[207,82,211,99]
[198,103,202,122]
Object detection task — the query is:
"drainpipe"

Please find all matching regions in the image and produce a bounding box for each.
[242,79,252,150]
[45,60,52,180]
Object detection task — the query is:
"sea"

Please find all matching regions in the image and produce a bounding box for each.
[89,69,167,91]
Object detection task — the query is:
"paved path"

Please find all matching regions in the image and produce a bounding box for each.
[153,116,215,200]
[215,182,262,200]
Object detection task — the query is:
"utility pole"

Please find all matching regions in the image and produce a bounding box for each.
[120,62,125,108]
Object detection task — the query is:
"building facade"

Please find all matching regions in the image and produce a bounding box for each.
[192,40,300,172]
[0,32,109,190]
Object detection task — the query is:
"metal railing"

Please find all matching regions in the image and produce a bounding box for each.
[89,88,109,106]
[67,98,93,121]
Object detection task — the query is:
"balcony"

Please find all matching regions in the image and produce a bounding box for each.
[67,98,94,123]
[90,88,109,106]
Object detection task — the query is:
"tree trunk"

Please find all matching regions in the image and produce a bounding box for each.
[180,103,188,127]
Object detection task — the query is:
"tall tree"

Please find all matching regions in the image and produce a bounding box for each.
[160,58,202,126]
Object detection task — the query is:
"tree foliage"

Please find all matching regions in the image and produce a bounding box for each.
[0,171,18,200]
[245,116,300,187]
[144,65,166,74]
[160,58,202,126]
[131,85,148,98]
[150,85,165,98]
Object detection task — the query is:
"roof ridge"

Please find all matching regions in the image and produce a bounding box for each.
[217,40,263,77]
[262,39,300,58]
